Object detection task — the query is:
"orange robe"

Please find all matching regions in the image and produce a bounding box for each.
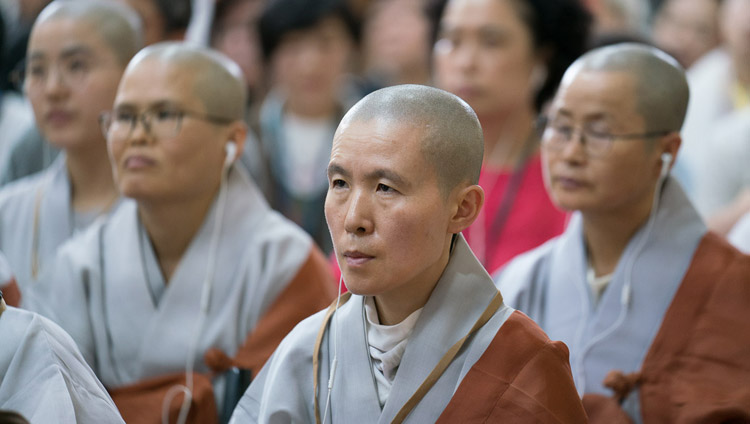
[584,233,750,423]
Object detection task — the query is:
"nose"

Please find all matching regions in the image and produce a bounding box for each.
[559,128,587,163]
[343,189,374,235]
[43,66,69,98]
[127,113,152,145]
[454,41,479,73]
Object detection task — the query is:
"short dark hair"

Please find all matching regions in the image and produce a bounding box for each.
[258,0,360,61]
[154,0,192,33]
[426,0,592,112]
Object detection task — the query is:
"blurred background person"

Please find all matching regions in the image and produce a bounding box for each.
[256,0,361,253]
[210,0,272,196]
[359,0,432,91]
[651,0,721,69]
[584,0,652,40]
[677,0,750,231]
[430,0,591,274]
[119,0,191,45]
[0,0,191,186]
[0,0,140,291]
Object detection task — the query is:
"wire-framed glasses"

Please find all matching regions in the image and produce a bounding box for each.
[99,108,234,140]
[541,116,671,157]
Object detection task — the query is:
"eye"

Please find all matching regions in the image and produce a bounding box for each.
[552,123,574,139]
[153,109,181,122]
[377,183,395,193]
[331,179,347,189]
[66,58,89,73]
[114,110,136,124]
[26,63,46,80]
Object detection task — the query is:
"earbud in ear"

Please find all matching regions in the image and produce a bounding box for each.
[224,141,237,168]
[660,152,673,177]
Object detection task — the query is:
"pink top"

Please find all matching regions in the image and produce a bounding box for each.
[465,154,568,275]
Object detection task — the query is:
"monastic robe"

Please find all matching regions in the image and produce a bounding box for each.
[231,235,586,423]
[0,251,20,307]
[0,304,125,424]
[0,155,116,293]
[496,178,750,423]
[27,165,336,423]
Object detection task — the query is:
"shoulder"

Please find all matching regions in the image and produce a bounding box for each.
[441,310,585,423]
[270,307,329,363]
[494,238,558,306]
[0,170,46,209]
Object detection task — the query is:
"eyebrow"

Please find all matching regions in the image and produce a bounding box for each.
[327,163,411,189]
[28,45,95,62]
[114,100,184,112]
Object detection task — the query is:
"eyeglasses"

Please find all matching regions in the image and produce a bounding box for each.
[99,108,234,140]
[541,118,671,157]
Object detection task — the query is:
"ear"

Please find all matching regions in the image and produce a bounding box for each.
[226,121,248,160]
[656,132,681,174]
[447,184,485,234]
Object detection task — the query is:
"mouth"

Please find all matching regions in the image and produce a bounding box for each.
[342,250,375,267]
[553,176,587,190]
[123,154,156,170]
[45,110,73,126]
[455,86,480,99]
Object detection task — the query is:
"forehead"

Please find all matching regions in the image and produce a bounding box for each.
[115,58,200,108]
[331,118,432,174]
[28,17,111,58]
[442,0,524,29]
[552,70,641,123]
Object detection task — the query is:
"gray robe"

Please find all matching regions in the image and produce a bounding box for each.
[26,165,321,396]
[0,305,124,424]
[495,177,707,422]
[231,235,518,423]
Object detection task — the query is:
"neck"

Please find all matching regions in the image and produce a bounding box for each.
[372,239,452,326]
[480,105,537,171]
[286,95,338,120]
[138,190,218,282]
[582,189,656,277]
[65,143,118,212]
[392,65,430,87]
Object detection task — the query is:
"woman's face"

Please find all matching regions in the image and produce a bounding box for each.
[433,0,540,120]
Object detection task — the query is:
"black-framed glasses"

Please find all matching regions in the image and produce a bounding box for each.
[541,117,672,157]
[99,108,234,140]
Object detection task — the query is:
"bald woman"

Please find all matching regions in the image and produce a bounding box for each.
[27,43,336,424]
[497,43,750,422]
[0,0,140,297]
[230,85,585,423]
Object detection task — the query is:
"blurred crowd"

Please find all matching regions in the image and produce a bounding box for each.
[0,0,747,266]
[0,0,749,422]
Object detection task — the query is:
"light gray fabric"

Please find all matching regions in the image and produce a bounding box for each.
[0,124,59,186]
[0,306,125,424]
[728,211,750,253]
[27,164,315,394]
[231,235,514,424]
[0,154,118,292]
[495,177,707,423]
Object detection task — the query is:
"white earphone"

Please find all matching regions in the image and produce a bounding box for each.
[660,152,673,178]
[224,141,237,168]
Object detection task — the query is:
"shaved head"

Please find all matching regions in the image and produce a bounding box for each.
[126,42,247,120]
[34,0,143,66]
[337,84,483,195]
[563,43,689,133]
